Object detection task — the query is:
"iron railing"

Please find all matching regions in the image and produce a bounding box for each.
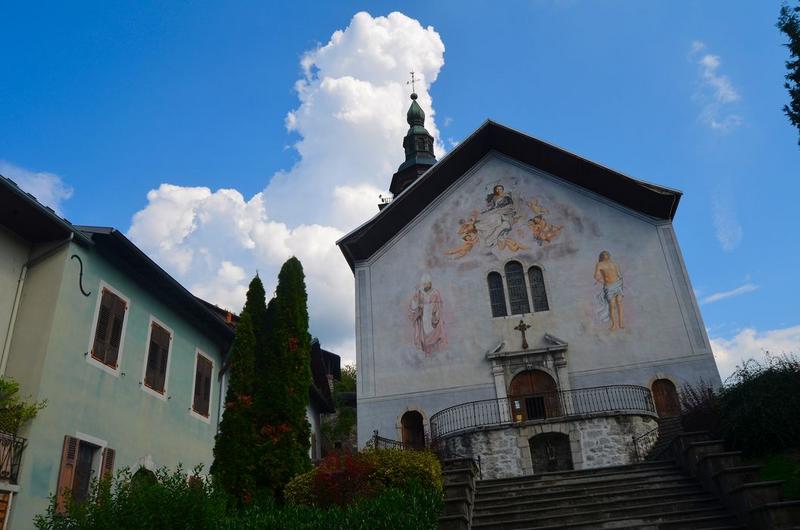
[430,385,655,440]
[630,424,660,462]
[365,430,430,451]
[0,431,26,484]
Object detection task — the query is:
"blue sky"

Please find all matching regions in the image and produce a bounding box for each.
[2,1,798,375]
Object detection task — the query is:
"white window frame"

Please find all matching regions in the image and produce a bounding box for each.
[73,432,108,494]
[189,349,214,423]
[140,316,173,401]
[85,281,131,377]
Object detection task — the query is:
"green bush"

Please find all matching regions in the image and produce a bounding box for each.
[284,468,315,507]
[362,448,443,493]
[34,465,227,530]
[719,354,800,456]
[34,465,441,530]
[285,448,442,507]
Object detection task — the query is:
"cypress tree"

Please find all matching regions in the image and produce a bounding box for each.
[242,275,270,362]
[256,257,312,497]
[210,311,258,503]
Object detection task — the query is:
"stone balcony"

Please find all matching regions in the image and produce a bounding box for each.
[430,385,659,479]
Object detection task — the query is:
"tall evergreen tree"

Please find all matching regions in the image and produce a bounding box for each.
[256,257,312,497]
[210,311,258,503]
[778,2,800,144]
[242,274,270,361]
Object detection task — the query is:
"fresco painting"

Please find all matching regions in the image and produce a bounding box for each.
[594,250,625,331]
[445,181,565,259]
[408,274,448,355]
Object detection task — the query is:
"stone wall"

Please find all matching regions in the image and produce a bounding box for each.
[443,427,524,480]
[575,415,658,469]
[441,413,658,479]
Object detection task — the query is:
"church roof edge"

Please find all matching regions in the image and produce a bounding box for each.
[337,119,683,272]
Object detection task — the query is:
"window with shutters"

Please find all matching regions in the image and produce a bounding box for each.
[528,266,549,312]
[504,261,530,315]
[142,318,172,397]
[88,284,129,372]
[191,351,214,420]
[487,272,508,317]
[56,435,114,512]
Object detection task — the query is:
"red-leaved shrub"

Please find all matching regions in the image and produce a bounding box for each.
[311,451,382,507]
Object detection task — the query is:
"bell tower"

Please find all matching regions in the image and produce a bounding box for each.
[389,91,437,197]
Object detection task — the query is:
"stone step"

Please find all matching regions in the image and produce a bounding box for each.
[475,474,698,504]
[476,466,684,494]
[472,491,718,524]
[473,480,704,513]
[479,460,675,485]
[472,504,735,529]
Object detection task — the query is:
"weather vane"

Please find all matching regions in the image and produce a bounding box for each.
[407,70,417,94]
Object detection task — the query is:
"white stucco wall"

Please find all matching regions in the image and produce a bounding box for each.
[355,154,721,446]
[0,226,30,363]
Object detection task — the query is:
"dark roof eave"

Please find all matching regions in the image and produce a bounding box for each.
[76,226,235,349]
[0,174,94,246]
[337,120,682,271]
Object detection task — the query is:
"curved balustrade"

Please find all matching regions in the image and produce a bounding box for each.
[429,385,655,440]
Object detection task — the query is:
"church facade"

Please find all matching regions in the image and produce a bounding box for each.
[337,95,721,479]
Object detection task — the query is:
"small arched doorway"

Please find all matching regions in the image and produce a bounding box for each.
[508,370,560,421]
[401,410,426,449]
[652,378,681,417]
[530,432,573,473]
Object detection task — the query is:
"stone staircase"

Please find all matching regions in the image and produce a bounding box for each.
[645,416,684,461]
[468,460,743,529]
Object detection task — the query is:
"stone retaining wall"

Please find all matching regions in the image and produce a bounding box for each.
[440,413,657,479]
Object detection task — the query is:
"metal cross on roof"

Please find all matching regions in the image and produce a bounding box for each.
[407,70,417,94]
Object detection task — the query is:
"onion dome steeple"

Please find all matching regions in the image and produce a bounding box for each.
[389,91,437,197]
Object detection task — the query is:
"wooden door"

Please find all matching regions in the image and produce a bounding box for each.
[401,411,425,450]
[508,370,559,421]
[652,379,681,417]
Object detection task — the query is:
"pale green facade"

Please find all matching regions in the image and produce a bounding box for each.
[4,237,229,528]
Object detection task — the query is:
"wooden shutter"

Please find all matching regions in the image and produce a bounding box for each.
[100,448,115,480]
[92,289,126,368]
[92,292,113,362]
[56,436,79,514]
[145,323,170,393]
[193,355,213,416]
[105,297,126,367]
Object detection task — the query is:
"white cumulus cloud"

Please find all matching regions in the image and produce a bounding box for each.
[710,326,800,381]
[0,160,74,215]
[690,41,742,133]
[127,11,446,364]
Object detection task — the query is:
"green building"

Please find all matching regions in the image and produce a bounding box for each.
[0,175,234,528]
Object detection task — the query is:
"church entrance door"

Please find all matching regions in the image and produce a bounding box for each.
[652,379,681,417]
[508,370,560,422]
[401,411,426,449]
[529,433,573,473]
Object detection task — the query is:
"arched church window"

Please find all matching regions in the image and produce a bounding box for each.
[504,261,530,315]
[487,272,507,317]
[528,266,549,312]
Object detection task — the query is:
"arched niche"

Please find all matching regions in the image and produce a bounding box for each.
[529,432,573,473]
